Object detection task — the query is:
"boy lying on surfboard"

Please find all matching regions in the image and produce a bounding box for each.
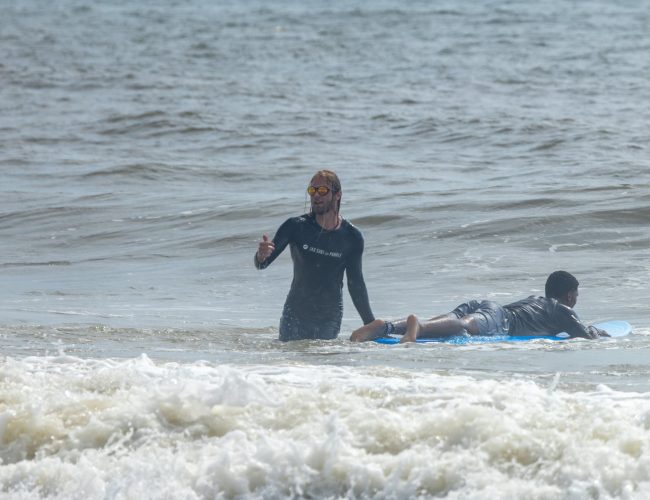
[350,271,610,343]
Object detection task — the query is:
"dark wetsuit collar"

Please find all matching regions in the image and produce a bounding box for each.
[308,212,343,232]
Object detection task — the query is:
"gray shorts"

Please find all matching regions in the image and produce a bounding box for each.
[450,300,510,336]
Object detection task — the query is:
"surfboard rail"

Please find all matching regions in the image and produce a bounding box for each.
[372,320,631,345]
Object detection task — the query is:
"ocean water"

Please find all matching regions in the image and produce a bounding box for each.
[2,0,650,498]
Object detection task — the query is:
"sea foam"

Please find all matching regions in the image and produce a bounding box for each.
[1,355,650,498]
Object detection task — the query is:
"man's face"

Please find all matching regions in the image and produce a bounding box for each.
[308,175,339,215]
[564,288,578,308]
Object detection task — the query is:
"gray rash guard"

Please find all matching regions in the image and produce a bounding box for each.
[255,213,374,341]
[504,296,591,337]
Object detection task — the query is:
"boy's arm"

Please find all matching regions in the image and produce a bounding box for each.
[587,325,610,337]
[560,307,599,339]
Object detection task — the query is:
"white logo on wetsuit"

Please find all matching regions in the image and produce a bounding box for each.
[303,245,342,258]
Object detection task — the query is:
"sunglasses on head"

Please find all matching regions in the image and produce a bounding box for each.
[307,185,333,196]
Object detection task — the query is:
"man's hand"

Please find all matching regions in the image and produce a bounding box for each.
[256,234,275,263]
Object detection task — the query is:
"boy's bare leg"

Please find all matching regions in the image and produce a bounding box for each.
[350,318,409,342]
[400,314,421,343]
[350,319,386,342]
[350,314,478,343]
[400,315,477,342]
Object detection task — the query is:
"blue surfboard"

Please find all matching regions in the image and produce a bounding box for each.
[372,320,632,345]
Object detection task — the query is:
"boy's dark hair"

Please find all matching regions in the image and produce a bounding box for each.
[545,271,579,299]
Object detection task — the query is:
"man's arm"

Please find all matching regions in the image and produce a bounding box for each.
[346,238,375,324]
[254,219,292,270]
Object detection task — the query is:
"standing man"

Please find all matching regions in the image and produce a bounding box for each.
[255,170,375,341]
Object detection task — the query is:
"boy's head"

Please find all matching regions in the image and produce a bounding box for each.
[545,271,579,307]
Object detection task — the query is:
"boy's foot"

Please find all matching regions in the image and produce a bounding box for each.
[350,319,386,342]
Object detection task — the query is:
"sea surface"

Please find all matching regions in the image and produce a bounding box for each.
[2,0,650,498]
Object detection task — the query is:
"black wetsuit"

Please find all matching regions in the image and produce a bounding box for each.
[504,296,592,337]
[255,213,375,341]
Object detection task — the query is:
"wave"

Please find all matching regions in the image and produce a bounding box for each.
[1,357,649,498]
[349,214,406,227]
[82,163,185,181]
[95,111,221,139]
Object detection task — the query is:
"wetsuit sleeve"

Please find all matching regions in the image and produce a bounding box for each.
[558,305,595,339]
[254,218,293,270]
[345,234,375,324]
